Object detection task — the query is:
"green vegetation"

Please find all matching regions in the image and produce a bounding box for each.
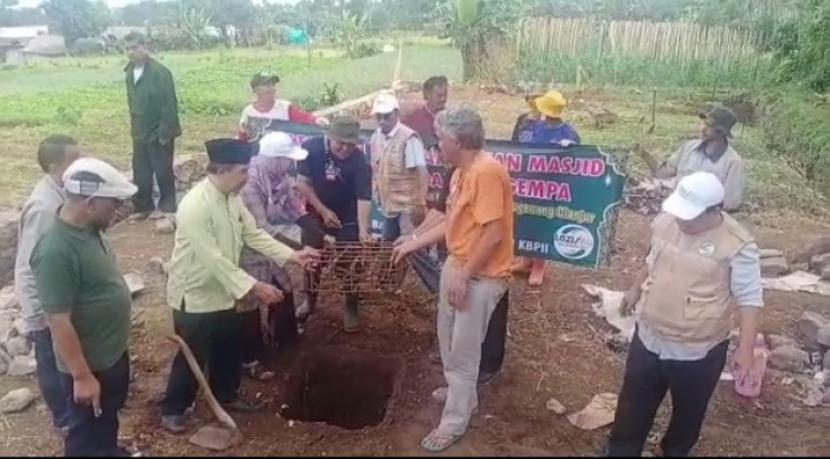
[0,46,460,207]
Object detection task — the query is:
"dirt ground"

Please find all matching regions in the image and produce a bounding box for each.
[2,86,830,457]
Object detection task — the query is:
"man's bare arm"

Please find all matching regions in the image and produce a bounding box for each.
[47,313,93,380]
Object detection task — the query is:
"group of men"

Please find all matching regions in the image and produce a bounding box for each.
[12,30,764,458]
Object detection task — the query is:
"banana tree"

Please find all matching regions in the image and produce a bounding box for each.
[434,0,527,82]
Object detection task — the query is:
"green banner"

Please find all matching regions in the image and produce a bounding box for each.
[268,120,627,268]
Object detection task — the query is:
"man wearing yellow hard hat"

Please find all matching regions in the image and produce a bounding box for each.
[511,90,582,286]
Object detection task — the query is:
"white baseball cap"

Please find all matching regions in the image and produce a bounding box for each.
[661,171,725,220]
[63,157,138,199]
[258,132,308,161]
[372,93,400,115]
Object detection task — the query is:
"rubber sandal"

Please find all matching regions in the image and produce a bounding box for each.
[421,429,463,453]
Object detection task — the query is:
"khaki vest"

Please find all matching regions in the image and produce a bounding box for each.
[371,124,425,216]
[638,212,753,344]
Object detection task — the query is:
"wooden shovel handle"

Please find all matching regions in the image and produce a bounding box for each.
[167,334,238,431]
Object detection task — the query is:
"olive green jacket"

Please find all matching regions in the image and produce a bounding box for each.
[125,58,182,144]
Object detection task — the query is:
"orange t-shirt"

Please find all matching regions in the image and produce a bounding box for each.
[446,152,514,278]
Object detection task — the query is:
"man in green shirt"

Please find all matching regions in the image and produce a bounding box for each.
[124,32,181,222]
[31,157,138,457]
[161,138,318,433]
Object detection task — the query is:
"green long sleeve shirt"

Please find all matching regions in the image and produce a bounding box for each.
[125,57,182,144]
[166,178,295,314]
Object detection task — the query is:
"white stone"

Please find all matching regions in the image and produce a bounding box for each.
[0,347,10,375]
[123,273,146,296]
[767,334,797,350]
[768,345,809,373]
[799,311,830,350]
[759,248,785,259]
[818,326,830,348]
[0,286,18,310]
[810,253,830,273]
[545,397,567,415]
[3,335,30,357]
[12,318,26,337]
[7,355,36,376]
[0,317,14,343]
[155,218,176,234]
[760,257,789,278]
[0,388,36,413]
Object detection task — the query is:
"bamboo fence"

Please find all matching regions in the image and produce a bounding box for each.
[517,17,760,65]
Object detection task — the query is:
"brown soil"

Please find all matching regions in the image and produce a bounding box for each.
[2,86,830,457]
[2,208,829,457]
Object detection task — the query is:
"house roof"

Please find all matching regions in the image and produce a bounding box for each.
[0,38,25,50]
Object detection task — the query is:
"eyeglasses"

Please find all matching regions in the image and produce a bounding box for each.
[374,113,395,122]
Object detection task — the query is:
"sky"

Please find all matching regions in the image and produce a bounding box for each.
[16,0,300,8]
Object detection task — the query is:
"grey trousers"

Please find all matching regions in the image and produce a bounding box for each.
[436,258,508,436]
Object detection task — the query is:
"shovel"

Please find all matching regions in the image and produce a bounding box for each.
[166,335,241,451]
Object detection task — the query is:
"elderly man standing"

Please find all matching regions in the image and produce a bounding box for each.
[393,105,514,452]
[607,171,762,457]
[370,93,429,241]
[124,32,181,222]
[31,158,138,457]
[161,138,317,433]
[655,106,745,211]
[15,135,81,434]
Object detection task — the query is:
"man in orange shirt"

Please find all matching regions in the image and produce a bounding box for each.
[393,105,514,453]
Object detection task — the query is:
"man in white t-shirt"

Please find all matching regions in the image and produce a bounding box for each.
[238,72,329,143]
[370,93,429,241]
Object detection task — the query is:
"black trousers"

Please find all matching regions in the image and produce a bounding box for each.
[301,215,360,311]
[32,328,70,429]
[411,249,509,375]
[240,284,299,365]
[607,329,729,457]
[161,308,241,416]
[132,138,177,213]
[60,353,129,457]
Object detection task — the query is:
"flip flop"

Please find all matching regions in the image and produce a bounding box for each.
[421,429,463,453]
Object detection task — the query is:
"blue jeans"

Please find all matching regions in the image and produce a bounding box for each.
[31,328,70,429]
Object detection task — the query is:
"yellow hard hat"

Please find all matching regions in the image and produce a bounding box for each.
[534,91,567,119]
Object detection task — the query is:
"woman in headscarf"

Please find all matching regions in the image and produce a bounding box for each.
[238,131,325,380]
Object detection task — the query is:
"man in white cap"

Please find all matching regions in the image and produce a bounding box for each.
[30,157,138,457]
[607,171,762,457]
[370,93,429,241]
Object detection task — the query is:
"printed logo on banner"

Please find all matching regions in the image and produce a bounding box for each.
[553,224,595,260]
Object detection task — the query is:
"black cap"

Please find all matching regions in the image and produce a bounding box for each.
[205,138,257,165]
[250,71,280,89]
[699,106,738,138]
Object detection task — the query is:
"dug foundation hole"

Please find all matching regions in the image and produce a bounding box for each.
[281,350,399,430]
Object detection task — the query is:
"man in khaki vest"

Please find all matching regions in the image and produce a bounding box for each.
[608,171,762,457]
[370,93,429,241]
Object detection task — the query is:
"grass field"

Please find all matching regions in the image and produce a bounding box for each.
[0,44,826,216]
[0,45,461,207]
